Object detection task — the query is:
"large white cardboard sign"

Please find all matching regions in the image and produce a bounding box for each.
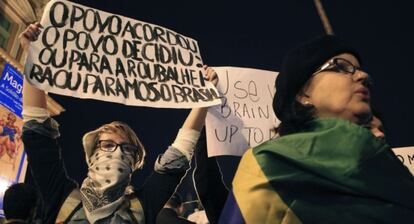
[24,0,220,108]
[392,146,414,175]
[206,67,279,157]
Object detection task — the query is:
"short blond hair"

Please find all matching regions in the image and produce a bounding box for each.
[83,121,146,170]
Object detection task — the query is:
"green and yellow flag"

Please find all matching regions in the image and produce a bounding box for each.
[220,119,414,224]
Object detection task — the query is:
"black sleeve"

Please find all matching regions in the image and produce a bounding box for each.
[22,122,77,224]
[156,208,196,224]
[193,128,228,224]
[137,170,186,224]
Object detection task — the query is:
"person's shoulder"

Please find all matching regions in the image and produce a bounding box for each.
[246,133,314,168]
[251,136,296,156]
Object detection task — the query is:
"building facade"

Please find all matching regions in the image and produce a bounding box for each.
[0,0,64,115]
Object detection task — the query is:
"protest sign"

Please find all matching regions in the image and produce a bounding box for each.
[205,67,279,157]
[24,0,220,108]
[392,146,414,175]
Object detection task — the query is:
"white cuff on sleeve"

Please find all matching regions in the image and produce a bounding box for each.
[171,128,201,160]
[22,106,50,123]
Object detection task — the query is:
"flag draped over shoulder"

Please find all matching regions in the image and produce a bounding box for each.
[219,118,414,224]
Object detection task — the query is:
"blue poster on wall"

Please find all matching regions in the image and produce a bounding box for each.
[0,63,26,218]
[0,64,23,118]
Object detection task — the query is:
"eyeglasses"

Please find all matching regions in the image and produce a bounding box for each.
[97,140,138,155]
[314,58,361,75]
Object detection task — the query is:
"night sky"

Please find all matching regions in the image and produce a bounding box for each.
[31,0,414,201]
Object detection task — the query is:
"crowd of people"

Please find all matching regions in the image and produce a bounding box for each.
[1,21,414,224]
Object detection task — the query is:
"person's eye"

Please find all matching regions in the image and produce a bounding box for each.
[124,145,136,151]
[101,141,116,148]
[122,144,137,152]
[335,61,350,71]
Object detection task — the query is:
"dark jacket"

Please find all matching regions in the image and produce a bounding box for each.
[22,119,187,224]
[192,129,228,224]
[156,208,195,224]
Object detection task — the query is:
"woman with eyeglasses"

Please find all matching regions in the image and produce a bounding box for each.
[219,35,414,224]
[19,23,218,224]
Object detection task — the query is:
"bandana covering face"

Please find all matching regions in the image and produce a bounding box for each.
[80,144,135,223]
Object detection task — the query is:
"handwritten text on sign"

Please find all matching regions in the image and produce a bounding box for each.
[206,67,279,157]
[24,0,220,108]
[392,146,414,175]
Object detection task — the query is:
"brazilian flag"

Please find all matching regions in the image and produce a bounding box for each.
[219,119,414,224]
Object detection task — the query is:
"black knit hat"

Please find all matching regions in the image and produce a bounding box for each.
[273,35,360,121]
[3,183,37,219]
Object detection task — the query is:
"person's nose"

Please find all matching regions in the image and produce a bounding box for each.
[372,128,385,139]
[353,70,371,87]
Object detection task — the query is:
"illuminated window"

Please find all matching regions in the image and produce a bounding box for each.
[0,13,12,49]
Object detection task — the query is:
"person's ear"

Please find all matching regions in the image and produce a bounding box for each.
[296,92,312,106]
[296,79,314,106]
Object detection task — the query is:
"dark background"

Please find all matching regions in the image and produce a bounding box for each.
[30,0,414,203]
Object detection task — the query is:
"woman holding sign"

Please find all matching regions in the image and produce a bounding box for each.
[19,23,218,224]
[219,35,414,223]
